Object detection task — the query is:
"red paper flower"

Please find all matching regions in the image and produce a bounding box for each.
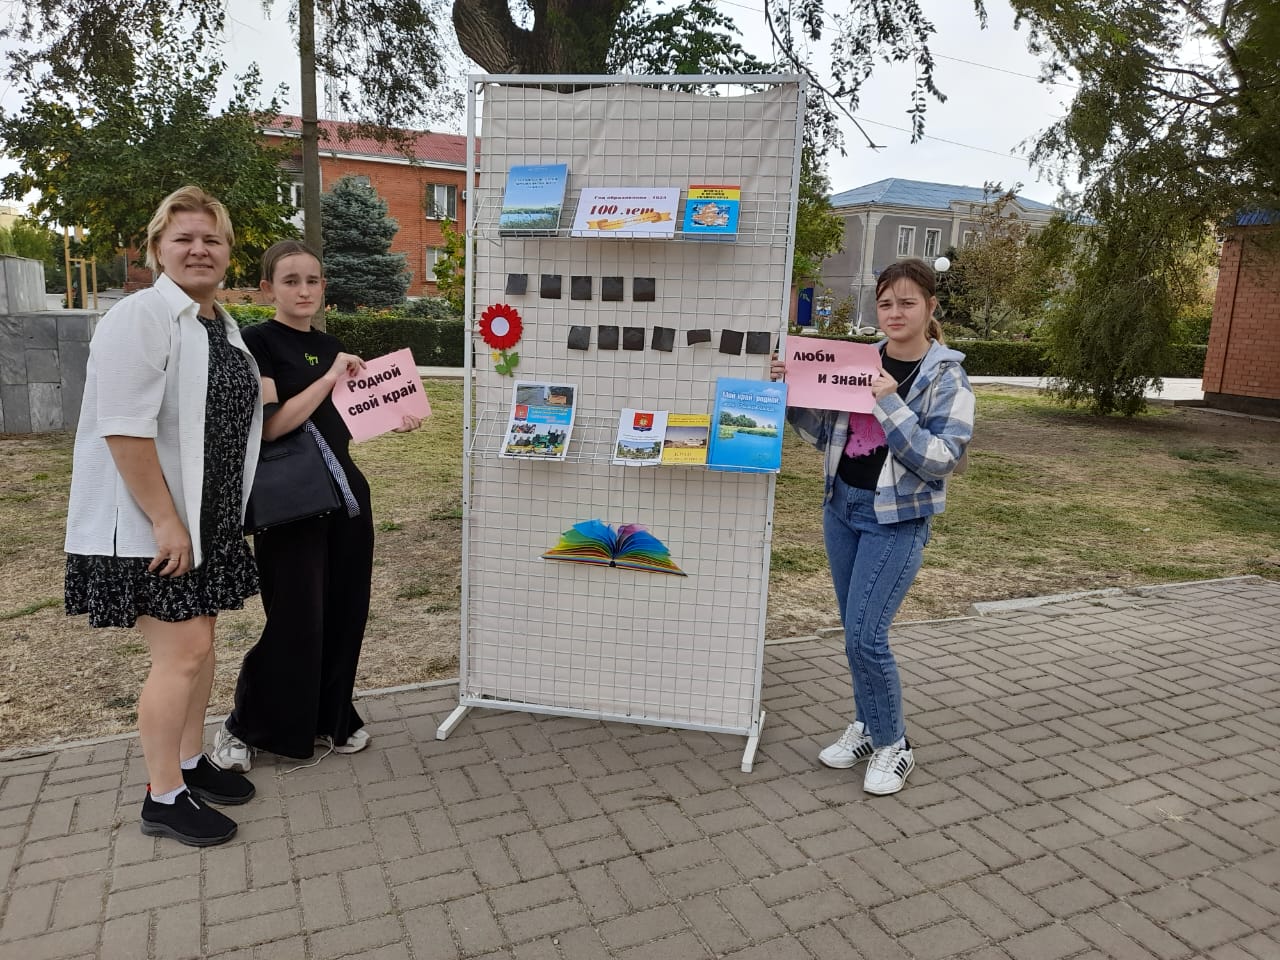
[479,303,523,350]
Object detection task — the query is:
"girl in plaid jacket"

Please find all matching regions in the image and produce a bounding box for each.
[772,258,974,794]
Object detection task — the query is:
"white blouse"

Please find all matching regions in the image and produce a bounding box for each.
[64,273,263,567]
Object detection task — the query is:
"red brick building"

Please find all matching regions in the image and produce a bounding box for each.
[264,116,470,297]
[1203,213,1280,417]
[125,116,470,299]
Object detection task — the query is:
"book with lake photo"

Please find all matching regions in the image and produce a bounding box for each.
[498,163,569,234]
[706,377,787,473]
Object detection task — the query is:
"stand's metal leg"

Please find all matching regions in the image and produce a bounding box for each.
[740,709,766,772]
[436,704,472,740]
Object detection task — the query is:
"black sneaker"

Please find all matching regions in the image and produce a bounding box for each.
[141,789,237,846]
[183,755,255,805]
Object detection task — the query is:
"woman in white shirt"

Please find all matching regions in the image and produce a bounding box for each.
[64,186,263,846]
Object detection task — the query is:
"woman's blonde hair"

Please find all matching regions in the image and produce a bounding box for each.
[144,185,234,272]
[875,258,945,344]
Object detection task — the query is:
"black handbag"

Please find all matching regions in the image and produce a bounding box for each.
[244,424,342,534]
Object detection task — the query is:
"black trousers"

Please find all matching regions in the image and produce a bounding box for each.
[227,475,374,759]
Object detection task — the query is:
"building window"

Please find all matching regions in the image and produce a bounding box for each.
[349,175,372,188]
[425,246,446,277]
[924,228,942,258]
[896,226,915,257]
[281,181,305,208]
[962,230,977,247]
[425,184,458,220]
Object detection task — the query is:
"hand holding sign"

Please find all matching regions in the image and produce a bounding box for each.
[332,347,431,442]
[779,337,882,413]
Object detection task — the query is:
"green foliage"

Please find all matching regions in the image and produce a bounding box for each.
[227,302,465,365]
[955,340,1050,377]
[326,312,464,366]
[1168,344,1208,378]
[0,45,297,284]
[0,219,63,291]
[938,184,1074,340]
[1041,184,1206,415]
[609,0,771,76]
[1009,0,1277,413]
[402,297,462,322]
[430,219,466,315]
[770,3,1277,415]
[223,304,277,326]
[767,1,987,143]
[793,106,846,289]
[1172,303,1214,345]
[321,177,410,311]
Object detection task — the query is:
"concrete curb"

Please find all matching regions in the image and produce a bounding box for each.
[967,574,1269,616]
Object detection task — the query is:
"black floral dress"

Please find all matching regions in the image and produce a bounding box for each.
[65,316,260,628]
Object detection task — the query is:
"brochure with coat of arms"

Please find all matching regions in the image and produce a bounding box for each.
[612,408,669,466]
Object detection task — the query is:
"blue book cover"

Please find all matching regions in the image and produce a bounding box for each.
[681,184,740,240]
[706,377,787,473]
[498,163,569,234]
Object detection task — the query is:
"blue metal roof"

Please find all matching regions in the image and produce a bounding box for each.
[829,178,1057,213]
[1235,209,1279,226]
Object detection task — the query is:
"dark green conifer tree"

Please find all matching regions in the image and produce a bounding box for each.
[321,176,410,311]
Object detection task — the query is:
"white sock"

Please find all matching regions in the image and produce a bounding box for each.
[180,754,202,771]
[892,737,907,750]
[150,785,186,804]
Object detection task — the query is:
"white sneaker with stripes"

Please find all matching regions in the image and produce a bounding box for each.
[818,721,875,769]
[863,741,914,795]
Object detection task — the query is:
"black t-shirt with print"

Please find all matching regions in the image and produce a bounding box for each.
[835,351,926,491]
[241,320,355,470]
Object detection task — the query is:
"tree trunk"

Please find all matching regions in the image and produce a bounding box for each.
[299,0,325,329]
[451,0,628,74]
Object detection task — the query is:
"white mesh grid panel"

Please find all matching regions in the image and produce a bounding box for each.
[453,76,804,747]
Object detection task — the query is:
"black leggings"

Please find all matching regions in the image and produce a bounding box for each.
[227,478,374,759]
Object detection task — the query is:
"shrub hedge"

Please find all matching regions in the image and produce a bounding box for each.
[224,303,466,367]
[832,333,1207,379]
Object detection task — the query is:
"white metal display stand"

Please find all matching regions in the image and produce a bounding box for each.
[436,75,804,772]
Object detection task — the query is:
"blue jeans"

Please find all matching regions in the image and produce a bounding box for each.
[823,477,930,747]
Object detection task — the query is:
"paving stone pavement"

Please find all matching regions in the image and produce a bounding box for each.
[2,576,1278,960]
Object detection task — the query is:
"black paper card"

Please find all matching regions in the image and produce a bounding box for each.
[602,276,624,301]
[651,326,676,352]
[505,273,527,295]
[571,276,592,300]
[719,329,744,355]
[567,325,591,350]
[623,327,646,350]
[598,325,620,350]
[633,277,656,302]
[687,328,712,345]
[540,274,562,299]
[745,331,773,355]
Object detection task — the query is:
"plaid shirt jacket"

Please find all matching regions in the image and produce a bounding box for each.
[785,340,975,525]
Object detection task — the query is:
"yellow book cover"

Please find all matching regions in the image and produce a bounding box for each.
[660,413,711,465]
[688,184,741,201]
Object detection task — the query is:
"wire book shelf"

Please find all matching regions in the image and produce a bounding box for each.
[435,75,805,772]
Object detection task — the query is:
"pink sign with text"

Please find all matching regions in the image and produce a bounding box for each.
[784,338,883,413]
[332,348,431,442]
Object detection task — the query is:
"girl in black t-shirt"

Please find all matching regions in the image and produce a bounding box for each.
[212,241,423,771]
